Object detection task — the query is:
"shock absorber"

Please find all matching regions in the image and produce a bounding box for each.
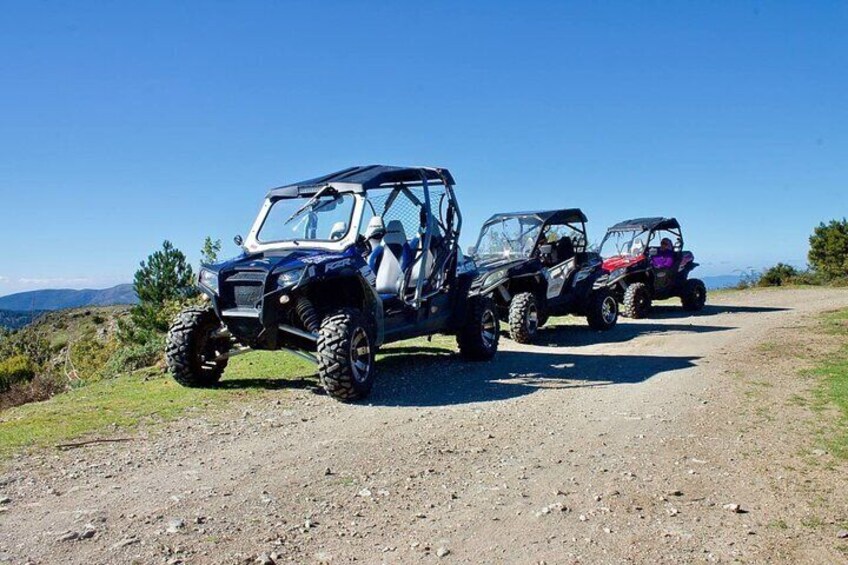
[295,297,320,333]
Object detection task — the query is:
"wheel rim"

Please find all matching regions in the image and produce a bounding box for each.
[350,327,372,384]
[526,304,539,335]
[602,296,617,324]
[481,309,497,349]
[198,324,224,369]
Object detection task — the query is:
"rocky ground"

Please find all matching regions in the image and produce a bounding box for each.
[1,288,848,564]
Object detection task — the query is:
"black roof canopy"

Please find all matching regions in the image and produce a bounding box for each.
[607,217,680,232]
[484,209,588,226]
[268,165,455,198]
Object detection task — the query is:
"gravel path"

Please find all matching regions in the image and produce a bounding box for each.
[2,288,848,564]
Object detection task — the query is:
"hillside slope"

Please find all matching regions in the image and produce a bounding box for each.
[0,284,137,312]
[0,309,45,330]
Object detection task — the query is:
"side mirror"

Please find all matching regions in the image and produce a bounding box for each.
[467,245,477,256]
[234,234,244,246]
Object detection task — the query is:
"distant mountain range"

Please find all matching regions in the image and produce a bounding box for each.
[0,284,138,312]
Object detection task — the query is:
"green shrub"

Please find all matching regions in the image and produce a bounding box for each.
[789,270,828,286]
[758,263,800,287]
[0,354,37,390]
[68,336,119,383]
[102,334,165,377]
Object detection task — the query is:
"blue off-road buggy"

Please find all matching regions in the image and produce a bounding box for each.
[166,166,499,401]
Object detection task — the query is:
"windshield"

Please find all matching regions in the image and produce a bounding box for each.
[599,228,650,257]
[474,216,543,262]
[258,193,356,243]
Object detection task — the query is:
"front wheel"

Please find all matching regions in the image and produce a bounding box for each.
[457,296,500,360]
[166,307,230,387]
[586,289,619,331]
[508,292,539,344]
[622,282,652,319]
[317,309,376,401]
[681,278,707,311]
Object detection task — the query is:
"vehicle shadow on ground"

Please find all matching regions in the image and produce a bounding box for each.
[647,304,789,319]
[368,348,700,407]
[532,321,734,347]
[217,376,317,391]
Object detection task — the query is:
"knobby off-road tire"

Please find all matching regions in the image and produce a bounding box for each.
[586,289,619,331]
[508,292,540,344]
[681,278,707,311]
[317,309,376,402]
[622,282,652,319]
[166,307,229,387]
[457,296,500,361]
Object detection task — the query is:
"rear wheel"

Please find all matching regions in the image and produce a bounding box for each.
[508,292,539,344]
[586,289,618,331]
[317,309,376,402]
[622,282,652,319]
[681,278,707,311]
[166,307,230,387]
[458,296,500,360]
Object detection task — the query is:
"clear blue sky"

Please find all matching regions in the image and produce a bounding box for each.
[1,1,845,295]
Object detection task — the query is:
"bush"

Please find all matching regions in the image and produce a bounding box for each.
[758,263,800,287]
[790,270,830,286]
[0,330,51,367]
[118,297,203,345]
[0,354,37,390]
[68,336,119,383]
[0,372,66,410]
[102,334,165,377]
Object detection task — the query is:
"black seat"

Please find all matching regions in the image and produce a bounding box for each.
[553,237,574,264]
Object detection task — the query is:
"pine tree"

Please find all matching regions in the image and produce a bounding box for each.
[131,241,197,332]
[809,219,848,280]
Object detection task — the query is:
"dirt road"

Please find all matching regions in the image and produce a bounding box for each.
[2,288,848,564]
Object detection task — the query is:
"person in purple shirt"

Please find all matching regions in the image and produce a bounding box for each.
[652,237,675,269]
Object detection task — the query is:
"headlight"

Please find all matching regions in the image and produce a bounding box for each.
[277,268,305,288]
[610,268,626,280]
[198,269,219,294]
[482,269,506,288]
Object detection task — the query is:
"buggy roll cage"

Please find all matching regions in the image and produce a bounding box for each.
[374,169,462,308]
[477,210,589,259]
[601,217,685,254]
[251,166,461,308]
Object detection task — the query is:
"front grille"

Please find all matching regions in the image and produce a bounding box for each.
[227,271,266,283]
[233,284,263,308]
